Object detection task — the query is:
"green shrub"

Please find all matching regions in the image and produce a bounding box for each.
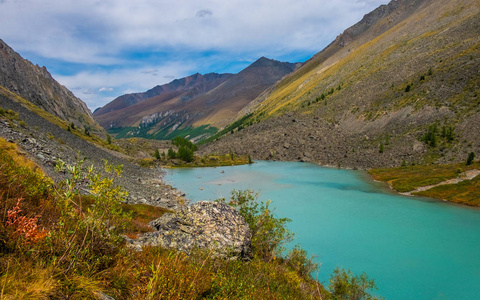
[137,158,156,168]
[221,190,293,261]
[285,245,318,277]
[329,267,380,300]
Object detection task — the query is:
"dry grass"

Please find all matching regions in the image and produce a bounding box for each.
[415,175,480,206]
[0,262,58,299]
[0,137,328,299]
[369,161,480,206]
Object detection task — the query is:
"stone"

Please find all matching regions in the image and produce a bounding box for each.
[146,201,252,259]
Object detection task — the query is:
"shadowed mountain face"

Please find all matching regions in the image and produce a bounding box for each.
[94,57,299,141]
[0,39,102,133]
[202,0,480,169]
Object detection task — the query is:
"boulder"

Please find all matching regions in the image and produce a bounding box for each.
[132,201,252,259]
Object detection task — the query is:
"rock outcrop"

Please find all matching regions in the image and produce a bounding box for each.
[128,201,252,259]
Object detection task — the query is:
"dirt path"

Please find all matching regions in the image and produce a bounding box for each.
[401,169,480,196]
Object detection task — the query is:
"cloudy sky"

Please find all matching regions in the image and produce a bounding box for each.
[0,0,388,111]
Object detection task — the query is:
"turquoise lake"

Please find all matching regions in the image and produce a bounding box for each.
[164,161,480,299]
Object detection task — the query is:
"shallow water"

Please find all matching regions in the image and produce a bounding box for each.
[165,161,480,299]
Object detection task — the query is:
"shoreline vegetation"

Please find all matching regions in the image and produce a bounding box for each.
[161,153,252,168]
[369,161,480,207]
[0,136,380,299]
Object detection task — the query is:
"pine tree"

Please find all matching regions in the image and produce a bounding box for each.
[467,152,475,166]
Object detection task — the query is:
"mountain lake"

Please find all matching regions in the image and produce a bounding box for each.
[164,160,480,299]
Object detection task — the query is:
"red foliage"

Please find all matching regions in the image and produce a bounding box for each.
[6,198,48,244]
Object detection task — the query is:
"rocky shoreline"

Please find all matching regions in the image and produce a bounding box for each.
[1,95,254,256]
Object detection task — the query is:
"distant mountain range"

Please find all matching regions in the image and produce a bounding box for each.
[94,57,300,141]
[1,0,479,169]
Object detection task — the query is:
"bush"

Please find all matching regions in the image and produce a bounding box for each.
[221,190,293,261]
[137,158,156,168]
[285,245,318,277]
[329,267,380,300]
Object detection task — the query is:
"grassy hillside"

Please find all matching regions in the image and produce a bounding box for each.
[254,0,479,120]
[202,0,480,169]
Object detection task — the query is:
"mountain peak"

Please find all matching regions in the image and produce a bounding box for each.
[250,56,276,67]
[241,57,298,75]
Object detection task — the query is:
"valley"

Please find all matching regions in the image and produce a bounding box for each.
[1,0,479,298]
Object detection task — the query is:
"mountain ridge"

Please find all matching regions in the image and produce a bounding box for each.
[95,57,299,140]
[201,0,480,169]
[0,39,102,133]
[93,72,234,117]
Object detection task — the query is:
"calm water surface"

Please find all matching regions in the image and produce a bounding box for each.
[165,161,480,299]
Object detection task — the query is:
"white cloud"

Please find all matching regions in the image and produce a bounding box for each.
[53,61,198,110]
[98,87,114,92]
[0,0,388,63]
[0,0,389,109]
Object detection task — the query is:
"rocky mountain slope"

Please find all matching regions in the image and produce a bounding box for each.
[0,90,184,209]
[0,39,103,134]
[202,0,480,169]
[95,57,299,141]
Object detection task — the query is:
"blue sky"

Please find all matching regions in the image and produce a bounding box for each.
[0,0,388,111]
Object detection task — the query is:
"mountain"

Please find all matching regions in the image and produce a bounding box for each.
[0,39,102,133]
[202,0,480,169]
[94,72,234,117]
[94,57,299,141]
